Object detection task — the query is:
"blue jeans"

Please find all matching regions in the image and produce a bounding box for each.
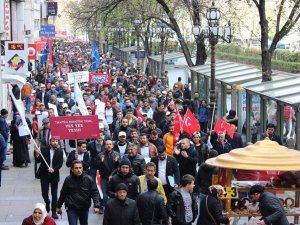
[24,96,31,112]
[0,134,8,163]
[100,178,109,207]
[67,208,89,225]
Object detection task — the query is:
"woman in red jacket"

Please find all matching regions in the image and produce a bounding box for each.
[22,203,56,225]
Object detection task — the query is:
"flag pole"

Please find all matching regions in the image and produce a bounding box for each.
[209,102,216,134]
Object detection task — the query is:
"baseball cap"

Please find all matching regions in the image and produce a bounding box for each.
[58,98,64,103]
[66,109,72,113]
[40,84,46,88]
[118,131,126,137]
[137,88,143,92]
[99,123,105,129]
[112,83,116,87]
[84,83,89,87]
[162,91,167,95]
[166,111,171,116]
[51,84,56,88]
[63,84,68,88]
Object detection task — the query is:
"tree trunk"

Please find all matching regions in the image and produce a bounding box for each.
[258,0,272,81]
[195,37,207,65]
[156,0,194,67]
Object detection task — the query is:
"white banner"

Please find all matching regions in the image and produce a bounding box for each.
[68,71,89,84]
[9,91,31,136]
[74,80,89,115]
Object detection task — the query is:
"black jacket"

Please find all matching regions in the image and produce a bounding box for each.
[87,140,105,169]
[196,163,218,195]
[153,110,166,129]
[66,150,90,172]
[259,192,289,225]
[194,142,209,164]
[137,190,168,225]
[167,188,198,224]
[151,156,180,187]
[173,145,198,178]
[107,170,140,200]
[125,153,146,176]
[103,197,141,225]
[261,133,282,145]
[57,173,100,210]
[197,195,229,225]
[35,146,63,182]
[98,150,120,180]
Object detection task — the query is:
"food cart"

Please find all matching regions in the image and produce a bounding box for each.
[206,140,300,223]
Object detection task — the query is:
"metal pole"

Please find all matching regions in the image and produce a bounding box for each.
[136,29,140,74]
[160,32,166,78]
[209,37,217,114]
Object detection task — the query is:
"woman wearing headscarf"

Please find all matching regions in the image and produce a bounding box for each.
[10,112,31,167]
[22,203,56,225]
[197,185,229,225]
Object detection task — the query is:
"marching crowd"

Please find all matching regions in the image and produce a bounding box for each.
[0,41,288,225]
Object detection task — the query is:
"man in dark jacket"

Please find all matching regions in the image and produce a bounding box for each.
[103,183,141,225]
[125,143,146,176]
[98,140,120,208]
[167,174,198,225]
[35,138,63,219]
[249,184,289,225]
[66,140,90,172]
[113,131,130,157]
[137,179,168,225]
[153,103,166,129]
[56,160,100,225]
[260,123,282,145]
[0,109,9,171]
[113,118,132,140]
[151,146,180,199]
[173,138,198,179]
[87,131,105,182]
[107,157,140,200]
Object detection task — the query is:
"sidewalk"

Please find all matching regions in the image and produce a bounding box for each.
[0,143,103,225]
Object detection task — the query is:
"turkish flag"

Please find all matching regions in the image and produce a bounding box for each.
[214,119,235,139]
[182,109,200,136]
[137,110,142,123]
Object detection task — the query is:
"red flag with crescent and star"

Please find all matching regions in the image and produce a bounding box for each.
[182,109,201,136]
[214,119,235,139]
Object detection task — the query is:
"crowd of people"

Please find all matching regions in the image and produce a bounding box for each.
[0,41,288,225]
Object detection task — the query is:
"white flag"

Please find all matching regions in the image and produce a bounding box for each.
[9,91,31,136]
[74,81,89,115]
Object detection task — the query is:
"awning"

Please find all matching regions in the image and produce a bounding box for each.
[206,140,300,171]
[2,73,28,86]
[243,74,300,105]
[190,61,262,85]
[149,52,185,62]
[119,46,137,52]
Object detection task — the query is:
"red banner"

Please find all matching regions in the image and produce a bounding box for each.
[49,115,100,140]
[214,119,235,139]
[182,109,200,136]
[89,73,111,85]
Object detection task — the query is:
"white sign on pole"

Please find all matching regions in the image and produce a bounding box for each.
[68,71,89,84]
[4,42,28,74]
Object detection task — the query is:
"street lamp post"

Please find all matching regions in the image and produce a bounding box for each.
[150,21,175,79]
[134,19,141,74]
[192,1,232,115]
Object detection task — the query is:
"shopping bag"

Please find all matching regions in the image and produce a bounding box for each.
[247,217,260,225]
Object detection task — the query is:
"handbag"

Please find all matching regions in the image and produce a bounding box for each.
[151,194,163,225]
[206,196,218,225]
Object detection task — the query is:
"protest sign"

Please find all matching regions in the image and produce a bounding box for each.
[88,73,111,85]
[68,71,89,83]
[50,115,100,140]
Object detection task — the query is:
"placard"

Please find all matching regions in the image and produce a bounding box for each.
[68,71,89,83]
[50,115,100,140]
[88,73,111,85]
